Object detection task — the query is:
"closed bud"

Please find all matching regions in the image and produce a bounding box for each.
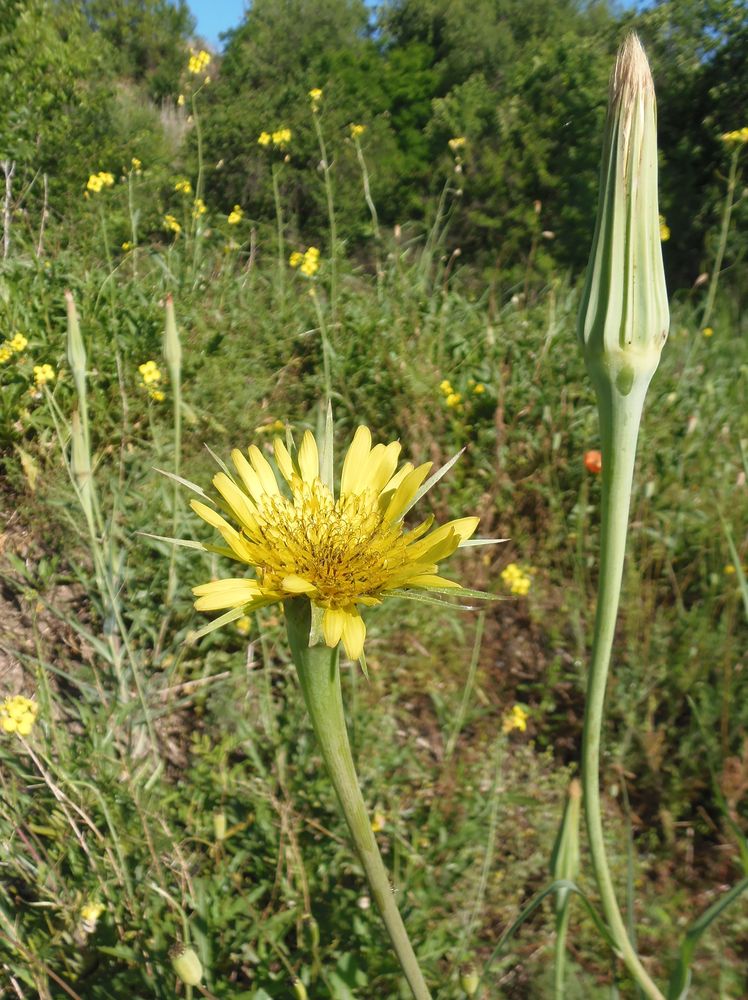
[550,778,581,911]
[169,943,203,986]
[163,294,182,385]
[65,290,87,401]
[213,810,226,841]
[578,34,669,402]
[460,966,480,996]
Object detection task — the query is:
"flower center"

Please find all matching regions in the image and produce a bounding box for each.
[250,480,408,607]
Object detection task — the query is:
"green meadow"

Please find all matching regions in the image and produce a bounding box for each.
[0,2,746,997]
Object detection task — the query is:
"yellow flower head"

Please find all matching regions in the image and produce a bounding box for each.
[289,251,303,268]
[79,902,105,932]
[309,88,323,111]
[175,178,192,195]
[121,241,134,252]
[177,93,186,107]
[349,123,366,138]
[502,704,529,734]
[0,344,13,364]
[445,392,462,409]
[659,214,670,241]
[188,49,211,75]
[1,695,38,736]
[500,562,531,596]
[300,246,320,277]
[439,379,453,395]
[33,364,55,387]
[720,126,748,145]
[10,333,28,353]
[163,214,181,234]
[257,131,271,147]
[193,197,207,218]
[149,388,165,402]
[131,157,142,172]
[86,171,113,193]
[138,360,162,386]
[702,326,714,338]
[227,205,243,225]
[448,137,466,153]
[272,127,292,148]
[473,383,485,394]
[188,424,481,660]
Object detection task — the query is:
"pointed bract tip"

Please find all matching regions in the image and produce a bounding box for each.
[611,32,653,107]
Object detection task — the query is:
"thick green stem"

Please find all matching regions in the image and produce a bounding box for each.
[285,599,432,1000]
[582,373,665,1000]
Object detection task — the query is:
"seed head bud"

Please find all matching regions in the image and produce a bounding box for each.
[578,34,669,401]
[291,976,309,999]
[163,294,182,385]
[213,809,226,841]
[550,778,581,912]
[65,290,87,400]
[169,942,203,986]
[460,966,480,996]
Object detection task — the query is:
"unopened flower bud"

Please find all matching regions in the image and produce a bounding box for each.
[550,778,581,911]
[578,34,669,402]
[213,810,226,841]
[460,966,480,995]
[169,943,203,986]
[291,976,309,999]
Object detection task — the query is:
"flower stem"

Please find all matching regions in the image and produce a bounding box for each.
[285,599,432,1000]
[701,146,739,331]
[582,378,665,1000]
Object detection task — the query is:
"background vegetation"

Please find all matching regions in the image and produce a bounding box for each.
[0,0,746,997]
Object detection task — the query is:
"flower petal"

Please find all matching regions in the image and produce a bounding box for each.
[298,430,320,483]
[273,438,294,483]
[282,574,316,594]
[341,610,366,660]
[322,607,346,647]
[192,578,262,610]
[248,444,280,495]
[232,448,265,501]
[341,425,372,495]
[213,472,257,529]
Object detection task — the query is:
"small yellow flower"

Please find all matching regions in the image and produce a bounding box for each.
[349,123,365,138]
[724,564,736,575]
[121,241,134,252]
[177,93,185,107]
[1,695,38,736]
[163,214,181,234]
[79,902,105,933]
[138,360,162,386]
[473,383,485,394]
[86,174,103,193]
[272,127,292,148]
[33,364,55,387]
[193,197,207,218]
[309,87,323,109]
[0,344,13,364]
[720,127,748,145]
[502,704,529,735]
[149,388,165,403]
[9,333,28,353]
[439,379,453,395]
[289,251,303,268]
[235,615,251,636]
[702,327,714,338]
[257,131,271,147]
[445,392,462,409]
[227,205,243,225]
[131,157,142,172]
[300,246,320,277]
[501,562,531,596]
[448,137,466,153]
[371,811,386,833]
[174,178,192,195]
[659,214,670,242]
[188,49,211,75]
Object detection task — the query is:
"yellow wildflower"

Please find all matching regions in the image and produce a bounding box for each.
[439,379,453,395]
[473,383,485,394]
[188,424,480,660]
[501,562,531,596]
[720,126,748,145]
[300,246,320,277]
[227,205,243,225]
[175,178,192,195]
[502,704,529,734]
[1,695,38,736]
[659,215,670,241]
[445,392,462,409]
[188,49,211,75]
[193,197,207,218]
[257,131,271,147]
[702,327,714,338]
[724,564,736,575]
[9,333,28,353]
[121,241,134,252]
[255,419,286,434]
[309,87,323,110]
[349,123,366,138]
[138,360,162,386]
[371,812,386,833]
[177,93,186,107]
[131,157,142,172]
[448,137,466,153]
[272,128,291,148]
[33,364,55,387]
[149,389,165,403]
[235,615,251,636]
[163,214,181,234]
[0,344,12,363]
[79,902,105,933]
[289,251,303,268]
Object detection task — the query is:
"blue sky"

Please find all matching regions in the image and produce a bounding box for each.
[189,0,247,46]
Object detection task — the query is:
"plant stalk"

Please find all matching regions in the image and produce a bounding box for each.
[582,379,665,1000]
[285,599,432,1000]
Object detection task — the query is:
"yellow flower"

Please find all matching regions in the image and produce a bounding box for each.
[349,123,366,138]
[272,127,291,148]
[188,424,480,660]
[300,246,320,277]
[149,389,165,403]
[131,157,142,172]
[79,902,105,933]
[309,87,323,110]
[163,214,181,234]
[502,704,529,734]
[255,419,286,434]
[121,241,134,252]
[448,137,466,153]
[473,383,485,394]
[439,379,453,395]
[33,364,55,387]
[193,197,207,218]
[257,131,271,147]
[500,562,531,596]
[702,327,714,338]
[445,392,462,409]
[1,695,38,736]
[720,127,748,145]
[724,564,736,575]
[227,205,243,225]
[86,174,103,193]
[138,360,162,386]
[0,344,12,363]
[289,251,303,268]
[98,172,114,188]
[9,333,28,353]
[174,178,192,195]
[659,214,670,241]
[188,49,211,75]
[177,93,186,107]
[235,615,252,636]
[371,811,386,833]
